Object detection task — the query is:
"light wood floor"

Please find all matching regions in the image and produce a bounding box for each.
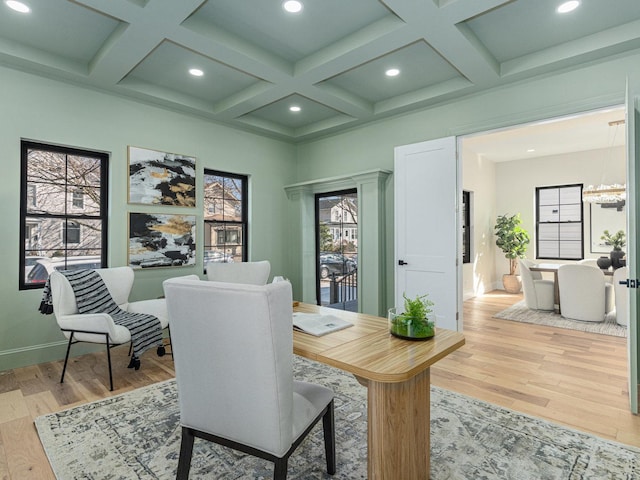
[1,291,638,479]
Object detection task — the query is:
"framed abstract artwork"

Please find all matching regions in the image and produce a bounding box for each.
[128,146,196,206]
[128,212,196,268]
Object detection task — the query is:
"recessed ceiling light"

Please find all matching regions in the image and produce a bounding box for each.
[283,1,303,13]
[289,105,301,112]
[385,68,400,77]
[527,148,536,153]
[189,68,204,77]
[5,1,30,13]
[557,1,579,13]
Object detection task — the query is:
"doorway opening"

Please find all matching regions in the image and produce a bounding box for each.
[315,190,358,311]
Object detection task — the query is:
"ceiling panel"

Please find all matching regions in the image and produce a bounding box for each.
[240,94,345,129]
[320,40,463,103]
[464,0,640,63]
[121,40,263,105]
[183,0,394,63]
[0,0,120,64]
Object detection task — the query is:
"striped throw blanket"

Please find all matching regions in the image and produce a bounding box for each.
[40,269,163,360]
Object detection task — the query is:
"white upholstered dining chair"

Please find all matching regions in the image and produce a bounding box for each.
[205,260,271,285]
[518,259,555,311]
[49,266,171,391]
[557,264,614,322]
[163,277,336,480]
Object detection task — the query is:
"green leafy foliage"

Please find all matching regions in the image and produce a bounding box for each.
[390,293,435,339]
[601,229,625,251]
[494,213,530,275]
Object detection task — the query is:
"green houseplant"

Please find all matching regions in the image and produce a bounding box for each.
[494,213,530,293]
[388,293,435,340]
[601,229,626,269]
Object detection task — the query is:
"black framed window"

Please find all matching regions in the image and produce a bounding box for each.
[72,190,84,208]
[20,141,108,289]
[462,190,471,264]
[203,169,248,268]
[536,184,583,260]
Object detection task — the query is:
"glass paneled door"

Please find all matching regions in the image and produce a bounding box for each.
[315,190,358,311]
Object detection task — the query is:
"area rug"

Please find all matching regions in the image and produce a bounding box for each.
[494,301,627,337]
[36,357,639,480]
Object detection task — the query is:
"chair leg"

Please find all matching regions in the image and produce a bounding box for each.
[176,427,195,480]
[60,333,74,384]
[323,400,336,475]
[105,334,114,391]
[273,457,288,480]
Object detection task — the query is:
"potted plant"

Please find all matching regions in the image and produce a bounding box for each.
[494,213,530,293]
[601,229,626,269]
[388,293,435,340]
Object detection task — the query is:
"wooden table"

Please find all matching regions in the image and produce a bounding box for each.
[293,303,465,480]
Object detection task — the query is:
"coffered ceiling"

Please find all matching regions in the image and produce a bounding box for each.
[1,0,640,142]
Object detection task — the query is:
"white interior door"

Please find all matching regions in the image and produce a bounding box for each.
[625,77,639,414]
[394,137,460,332]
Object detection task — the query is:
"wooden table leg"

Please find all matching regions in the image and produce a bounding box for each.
[367,368,431,480]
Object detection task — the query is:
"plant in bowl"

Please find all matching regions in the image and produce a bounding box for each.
[601,229,626,268]
[388,293,435,340]
[601,229,625,251]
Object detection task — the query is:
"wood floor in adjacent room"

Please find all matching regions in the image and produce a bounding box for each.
[1,290,639,479]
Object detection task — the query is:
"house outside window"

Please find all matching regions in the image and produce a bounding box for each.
[62,221,81,244]
[20,141,108,289]
[536,184,583,260]
[203,169,248,268]
[72,190,84,208]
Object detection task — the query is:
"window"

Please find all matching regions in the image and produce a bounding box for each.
[62,221,81,244]
[27,184,36,207]
[20,141,108,289]
[462,190,471,264]
[203,170,247,268]
[72,190,84,208]
[536,184,583,260]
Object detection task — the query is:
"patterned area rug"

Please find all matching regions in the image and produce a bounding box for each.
[36,357,639,479]
[494,301,627,337]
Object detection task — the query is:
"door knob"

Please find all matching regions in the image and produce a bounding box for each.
[398,260,408,266]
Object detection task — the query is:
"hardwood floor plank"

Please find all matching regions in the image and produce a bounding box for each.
[0,391,28,424]
[0,417,55,480]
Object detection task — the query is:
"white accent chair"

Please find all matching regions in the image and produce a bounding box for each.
[163,277,335,480]
[518,259,555,311]
[50,266,175,391]
[579,258,612,283]
[613,266,628,326]
[206,260,271,285]
[557,264,614,322]
[578,259,599,268]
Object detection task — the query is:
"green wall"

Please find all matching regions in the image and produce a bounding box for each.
[0,66,297,369]
[3,47,640,371]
